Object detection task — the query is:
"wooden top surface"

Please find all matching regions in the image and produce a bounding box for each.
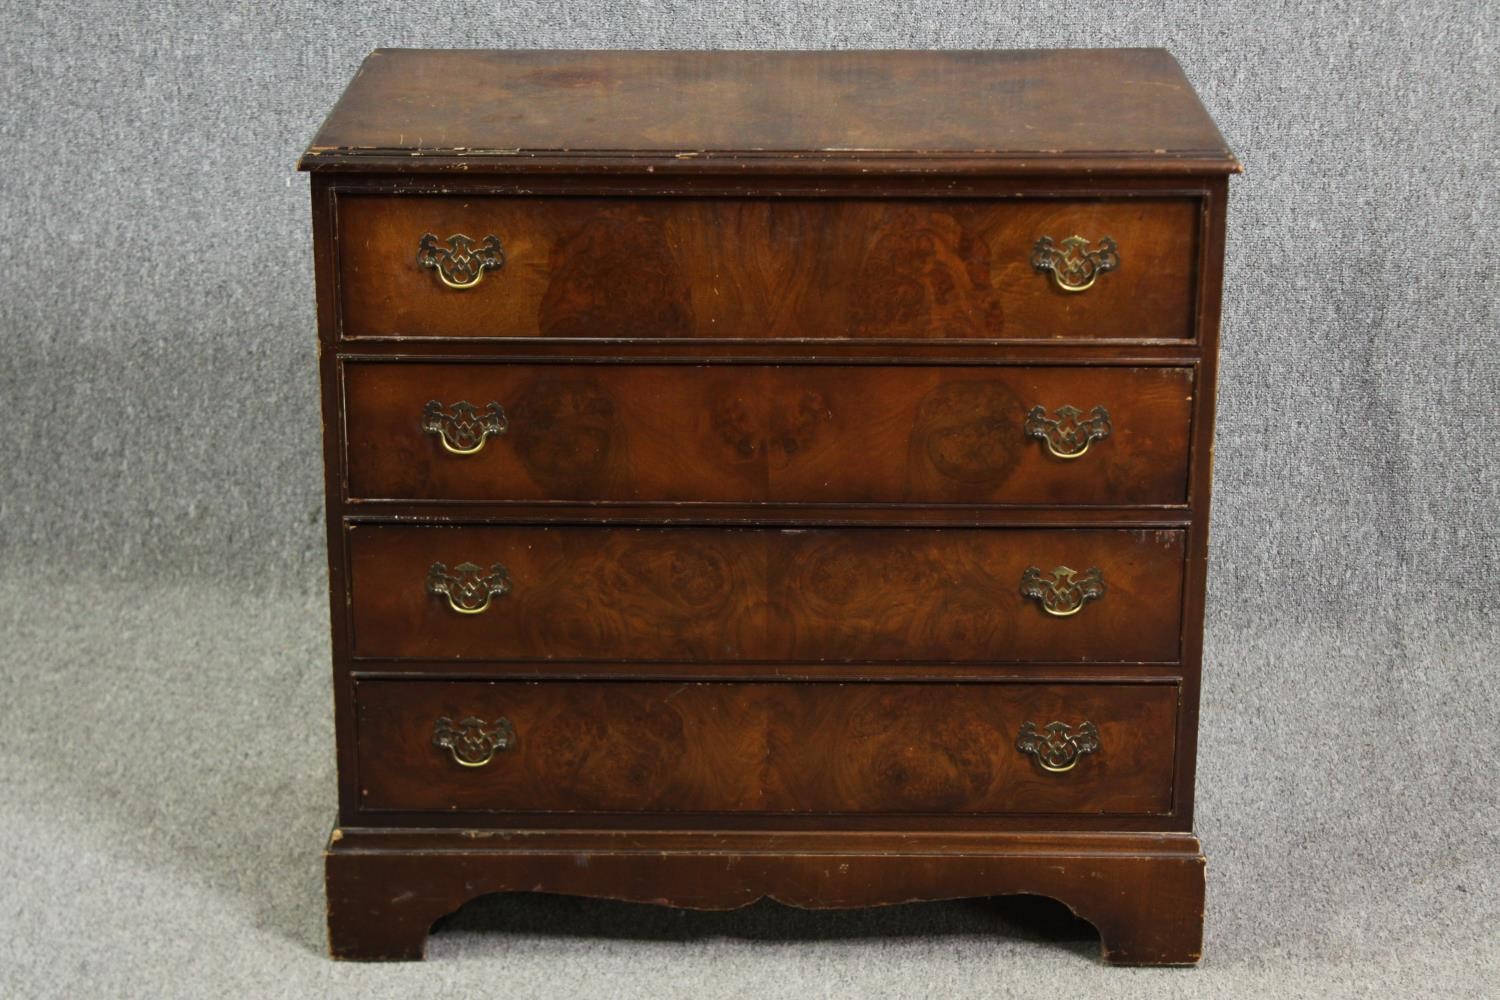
[300,48,1238,174]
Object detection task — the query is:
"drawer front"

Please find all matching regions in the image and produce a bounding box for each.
[354,679,1180,816]
[335,195,1199,341]
[345,363,1193,507]
[348,525,1185,663]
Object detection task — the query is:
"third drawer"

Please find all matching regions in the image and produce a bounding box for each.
[348,524,1186,663]
[344,362,1195,506]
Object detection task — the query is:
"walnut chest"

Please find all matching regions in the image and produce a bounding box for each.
[299,48,1239,964]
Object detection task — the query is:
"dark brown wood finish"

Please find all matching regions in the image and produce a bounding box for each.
[336,195,1199,341]
[1171,173,1228,849]
[355,679,1179,816]
[345,361,1194,505]
[301,49,1237,175]
[303,48,1235,965]
[325,828,1207,964]
[347,524,1186,663]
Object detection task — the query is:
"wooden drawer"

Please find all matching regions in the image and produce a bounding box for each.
[335,195,1200,341]
[348,525,1185,663]
[353,679,1180,816]
[344,362,1194,507]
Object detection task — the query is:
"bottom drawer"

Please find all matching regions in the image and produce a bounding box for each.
[354,680,1179,817]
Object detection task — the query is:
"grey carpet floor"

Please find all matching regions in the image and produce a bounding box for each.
[1,575,1494,999]
[3,1,1497,995]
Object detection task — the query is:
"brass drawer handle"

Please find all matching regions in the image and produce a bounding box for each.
[422,400,508,455]
[417,232,505,289]
[1024,404,1112,460]
[1017,721,1099,773]
[1020,565,1105,617]
[433,716,515,767]
[1031,235,1119,292]
[426,561,511,615]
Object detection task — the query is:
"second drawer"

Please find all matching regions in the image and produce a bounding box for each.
[343,362,1195,507]
[348,524,1186,663]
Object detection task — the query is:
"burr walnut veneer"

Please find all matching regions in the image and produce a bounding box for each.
[300,48,1239,964]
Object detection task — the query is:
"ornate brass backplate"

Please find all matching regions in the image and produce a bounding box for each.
[426,561,512,615]
[432,716,516,767]
[1016,720,1100,772]
[1030,235,1119,292]
[416,233,506,289]
[421,400,509,455]
[1024,404,1112,460]
[1020,565,1105,617]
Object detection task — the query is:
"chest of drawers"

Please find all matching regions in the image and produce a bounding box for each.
[301,48,1238,964]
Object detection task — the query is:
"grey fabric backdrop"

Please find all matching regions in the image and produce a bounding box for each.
[2,2,1496,997]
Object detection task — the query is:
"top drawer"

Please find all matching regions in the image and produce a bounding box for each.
[334,196,1201,341]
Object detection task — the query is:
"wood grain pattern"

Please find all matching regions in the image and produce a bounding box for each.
[335,196,1199,341]
[344,362,1194,506]
[306,47,1236,966]
[354,679,1179,816]
[300,49,1237,173]
[347,525,1185,663]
